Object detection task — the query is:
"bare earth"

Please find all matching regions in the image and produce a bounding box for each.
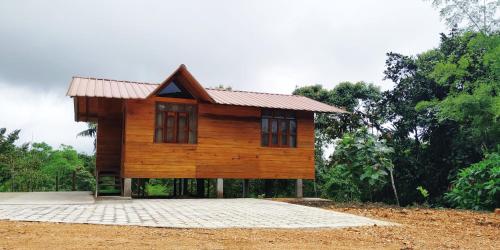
[0,200,498,249]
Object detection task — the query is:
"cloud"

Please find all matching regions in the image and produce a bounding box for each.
[0,82,93,153]
[0,0,447,152]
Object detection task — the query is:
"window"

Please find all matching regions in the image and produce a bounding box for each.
[157,81,194,99]
[261,109,297,147]
[155,103,197,143]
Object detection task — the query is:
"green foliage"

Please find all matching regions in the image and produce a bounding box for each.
[321,166,361,202]
[417,186,430,199]
[445,152,500,210]
[297,31,498,210]
[323,128,397,203]
[0,127,95,192]
[77,123,97,151]
[145,183,168,196]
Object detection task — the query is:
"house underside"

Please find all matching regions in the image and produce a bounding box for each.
[68,65,346,197]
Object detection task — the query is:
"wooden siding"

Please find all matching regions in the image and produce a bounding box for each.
[95,98,123,173]
[122,98,315,179]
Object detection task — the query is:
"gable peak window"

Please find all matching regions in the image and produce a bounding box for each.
[155,103,197,144]
[261,109,297,147]
[157,80,194,99]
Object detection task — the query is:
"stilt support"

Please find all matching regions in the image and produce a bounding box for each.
[296,179,303,198]
[123,178,132,198]
[216,178,224,198]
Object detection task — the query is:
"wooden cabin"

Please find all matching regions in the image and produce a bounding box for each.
[67,65,345,197]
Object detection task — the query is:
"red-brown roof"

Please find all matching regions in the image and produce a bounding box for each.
[206,88,346,113]
[67,66,346,113]
[67,76,157,99]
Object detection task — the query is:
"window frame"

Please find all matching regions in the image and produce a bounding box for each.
[261,109,297,148]
[154,102,197,144]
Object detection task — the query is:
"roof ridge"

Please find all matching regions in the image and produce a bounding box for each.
[205,87,302,97]
[72,76,159,85]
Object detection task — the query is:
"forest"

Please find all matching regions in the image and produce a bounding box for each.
[0,1,498,211]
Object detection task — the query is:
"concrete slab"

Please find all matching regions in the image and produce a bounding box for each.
[0,198,394,229]
[0,192,94,205]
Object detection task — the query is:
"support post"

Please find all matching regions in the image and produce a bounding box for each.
[216,178,224,198]
[123,178,132,198]
[95,172,99,198]
[296,179,303,198]
[242,179,250,198]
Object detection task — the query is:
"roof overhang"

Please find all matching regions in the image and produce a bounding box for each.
[66,64,347,115]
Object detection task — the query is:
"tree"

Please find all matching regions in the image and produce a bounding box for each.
[45,145,82,191]
[294,82,382,142]
[77,123,97,151]
[427,0,500,33]
[381,31,499,205]
[327,128,399,205]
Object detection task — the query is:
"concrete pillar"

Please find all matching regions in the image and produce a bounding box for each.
[95,172,99,198]
[216,178,224,198]
[296,179,303,198]
[123,178,132,197]
[242,179,250,198]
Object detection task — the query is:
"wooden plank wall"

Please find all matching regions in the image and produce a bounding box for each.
[123,99,315,179]
[95,98,123,173]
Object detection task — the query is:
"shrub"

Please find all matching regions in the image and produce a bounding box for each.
[445,152,500,210]
[324,128,399,204]
[321,166,362,202]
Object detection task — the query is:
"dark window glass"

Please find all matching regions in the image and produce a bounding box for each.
[275,110,285,118]
[280,120,288,145]
[165,113,175,142]
[261,118,269,146]
[262,109,273,117]
[177,112,188,143]
[157,81,194,99]
[271,119,278,145]
[290,135,297,147]
[289,120,297,147]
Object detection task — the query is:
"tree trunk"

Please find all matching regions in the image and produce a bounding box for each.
[389,169,400,206]
[72,171,76,191]
[56,172,59,191]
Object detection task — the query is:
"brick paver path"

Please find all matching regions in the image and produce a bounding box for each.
[0,199,392,229]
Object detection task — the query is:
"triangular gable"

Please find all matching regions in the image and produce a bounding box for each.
[148,64,214,102]
[157,80,194,99]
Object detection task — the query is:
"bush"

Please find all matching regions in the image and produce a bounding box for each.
[321,166,361,202]
[145,183,168,196]
[325,128,399,204]
[445,152,500,210]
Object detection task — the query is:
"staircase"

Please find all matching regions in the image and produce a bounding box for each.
[96,170,122,196]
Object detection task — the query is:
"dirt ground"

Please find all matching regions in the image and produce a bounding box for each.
[0,200,498,249]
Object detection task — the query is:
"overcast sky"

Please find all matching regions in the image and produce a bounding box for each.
[0,0,446,153]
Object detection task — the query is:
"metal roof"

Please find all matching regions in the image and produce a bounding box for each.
[67,76,157,99]
[206,88,346,113]
[67,76,347,113]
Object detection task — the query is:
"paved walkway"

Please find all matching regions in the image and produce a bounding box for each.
[0,198,392,229]
[0,191,95,205]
